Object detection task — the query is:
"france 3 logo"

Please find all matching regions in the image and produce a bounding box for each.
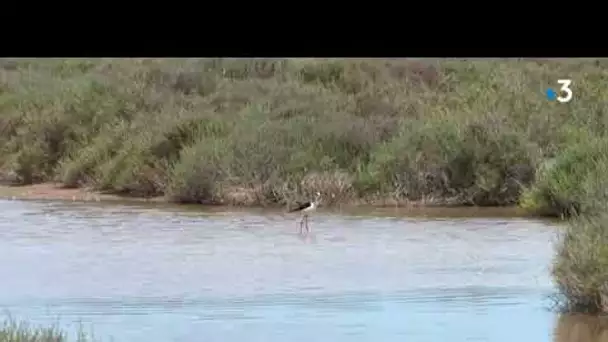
[546,79,573,103]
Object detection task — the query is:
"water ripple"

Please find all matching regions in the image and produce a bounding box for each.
[0,199,558,342]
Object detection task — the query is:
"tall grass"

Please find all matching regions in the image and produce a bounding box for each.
[0,318,92,342]
[1,58,607,210]
[553,212,608,314]
[539,134,608,314]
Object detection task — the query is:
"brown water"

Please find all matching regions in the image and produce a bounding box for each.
[0,198,585,342]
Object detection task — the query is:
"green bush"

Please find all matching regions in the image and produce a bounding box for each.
[0,58,607,208]
[521,130,608,218]
[553,212,608,314]
[366,118,537,205]
[165,138,227,204]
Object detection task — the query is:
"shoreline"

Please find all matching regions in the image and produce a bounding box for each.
[0,183,542,218]
[0,182,165,203]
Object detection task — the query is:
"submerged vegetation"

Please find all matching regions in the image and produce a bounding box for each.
[3,58,608,315]
[0,58,607,211]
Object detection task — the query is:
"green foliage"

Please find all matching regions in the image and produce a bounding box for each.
[553,213,608,314]
[0,58,607,208]
[521,130,608,218]
[165,138,226,204]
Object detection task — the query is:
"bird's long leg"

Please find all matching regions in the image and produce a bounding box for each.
[305,214,310,233]
[309,215,312,233]
[299,214,305,234]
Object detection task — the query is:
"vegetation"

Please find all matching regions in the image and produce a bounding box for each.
[553,212,608,314]
[0,318,92,342]
[521,132,608,218]
[522,126,608,314]
[1,58,607,210]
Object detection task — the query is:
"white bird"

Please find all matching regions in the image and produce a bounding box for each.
[289,192,321,234]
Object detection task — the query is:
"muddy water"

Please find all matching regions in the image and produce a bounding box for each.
[0,199,575,342]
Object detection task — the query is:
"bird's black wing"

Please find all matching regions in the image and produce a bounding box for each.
[289,201,311,212]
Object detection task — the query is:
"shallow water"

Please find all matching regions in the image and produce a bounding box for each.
[0,199,566,341]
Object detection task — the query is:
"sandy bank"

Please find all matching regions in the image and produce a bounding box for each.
[0,183,541,219]
[0,183,164,203]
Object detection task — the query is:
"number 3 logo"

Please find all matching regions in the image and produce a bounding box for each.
[557,79,573,103]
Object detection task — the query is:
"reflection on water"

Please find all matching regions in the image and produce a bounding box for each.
[555,315,608,342]
[0,199,559,342]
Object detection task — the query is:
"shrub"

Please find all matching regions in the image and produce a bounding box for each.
[553,213,608,314]
[0,58,607,208]
[165,139,227,204]
[521,131,608,218]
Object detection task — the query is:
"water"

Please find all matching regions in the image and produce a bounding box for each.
[0,199,565,341]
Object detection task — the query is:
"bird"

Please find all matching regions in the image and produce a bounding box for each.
[289,192,321,234]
